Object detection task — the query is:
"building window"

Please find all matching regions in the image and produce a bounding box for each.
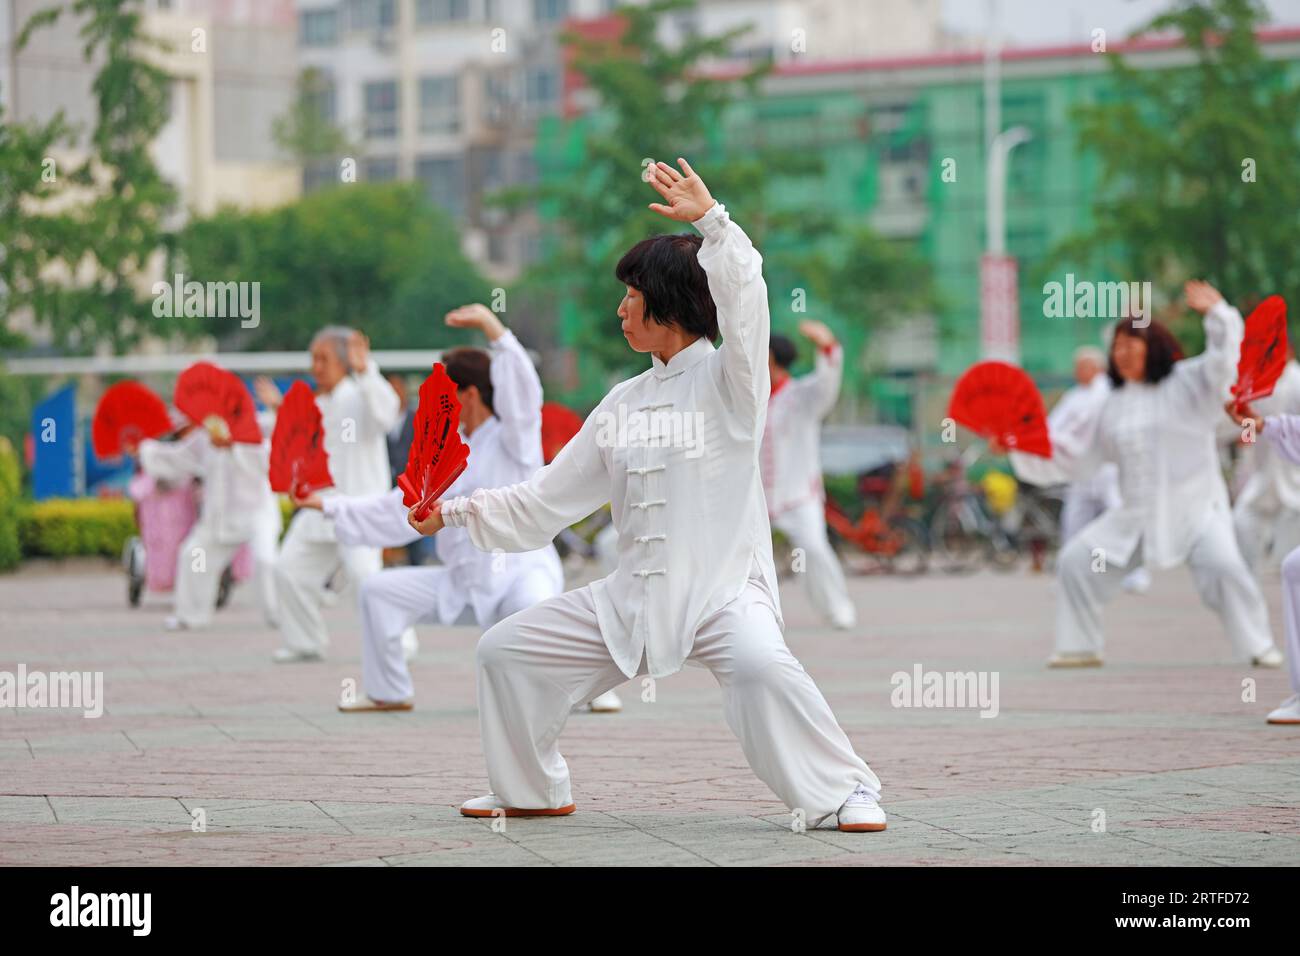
[348,0,396,31]
[364,157,399,182]
[532,0,568,24]
[364,80,399,139]
[419,75,460,134]
[300,9,339,46]
[416,0,470,23]
[417,156,465,218]
[523,67,559,112]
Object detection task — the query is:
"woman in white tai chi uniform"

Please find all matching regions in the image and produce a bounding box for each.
[762,320,857,629]
[138,422,279,630]
[1006,281,1282,669]
[408,159,885,832]
[294,305,620,714]
[1232,355,1300,575]
[270,328,401,663]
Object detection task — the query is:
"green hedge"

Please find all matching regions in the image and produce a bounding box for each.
[19,498,138,559]
[0,438,21,571]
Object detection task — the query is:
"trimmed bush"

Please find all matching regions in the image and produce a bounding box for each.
[19,497,137,560]
[0,438,21,571]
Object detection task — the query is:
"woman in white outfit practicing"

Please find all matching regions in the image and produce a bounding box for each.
[762,320,857,629]
[294,305,620,714]
[1006,281,1282,669]
[137,423,280,630]
[1223,406,1300,723]
[269,328,402,663]
[408,159,885,832]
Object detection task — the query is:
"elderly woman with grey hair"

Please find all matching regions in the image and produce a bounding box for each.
[261,326,402,663]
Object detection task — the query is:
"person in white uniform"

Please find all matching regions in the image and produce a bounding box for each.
[1050,346,1150,594]
[408,159,886,832]
[137,421,278,630]
[294,304,621,714]
[271,328,401,663]
[1224,404,1300,723]
[1005,281,1283,670]
[1232,355,1300,575]
[761,321,856,629]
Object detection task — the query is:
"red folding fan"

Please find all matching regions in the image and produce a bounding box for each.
[541,402,583,464]
[399,363,470,522]
[174,362,262,444]
[948,361,1052,458]
[92,381,172,458]
[269,381,332,498]
[1231,295,1288,413]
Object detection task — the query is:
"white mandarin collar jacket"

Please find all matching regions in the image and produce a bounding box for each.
[441,202,784,678]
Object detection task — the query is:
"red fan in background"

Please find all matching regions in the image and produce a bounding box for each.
[948,360,1052,458]
[1231,295,1288,413]
[269,381,332,499]
[399,363,470,522]
[92,381,172,458]
[541,402,583,464]
[173,362,262,444]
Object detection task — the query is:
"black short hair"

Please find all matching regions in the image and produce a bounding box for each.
[770,334,797,370]
[442,347,494,413]
[1107,317,1185,386]
[615,233,718,341]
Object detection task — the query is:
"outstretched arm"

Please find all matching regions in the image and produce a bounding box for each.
[1179,280,1244,413]
[296,487,421,549]
[407,395,614,553]
[646,158,770,423]
[798,320,843,419]
[445,303,543,466]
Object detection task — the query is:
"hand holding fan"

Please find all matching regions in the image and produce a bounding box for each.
[269,381,333,498]
[92,381,172,458]
[1231,295,1288,413]
[948,361,1052,458]
[174,362,262,444]
[399,363,470,522]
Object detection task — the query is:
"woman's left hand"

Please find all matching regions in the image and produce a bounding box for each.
[407,502,445,536]
[646,158,716,223]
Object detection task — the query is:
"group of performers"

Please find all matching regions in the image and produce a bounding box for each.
[112,155,1299,836]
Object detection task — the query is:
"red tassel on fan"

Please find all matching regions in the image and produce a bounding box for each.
[399,363,470,521]
[174,362,262,444]
[1231,295,1288,413]
[92,381,172,458]
[948,361,1052,458]
[541,402,583,464]
[269,381,333,498]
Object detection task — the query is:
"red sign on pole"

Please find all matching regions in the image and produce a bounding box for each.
[980,254,1020,364]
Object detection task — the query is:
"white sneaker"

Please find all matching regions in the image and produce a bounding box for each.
[836,783,887,832]
[588,690,622,713]
[1121,567,1152,594]
[1266,694,1300,724]
[401,628,419,663]
[1047,651,1103,668]
[1252,647,1284,669]
[459,793,575,818]
[163,616,186,632]
[272,648,324,664]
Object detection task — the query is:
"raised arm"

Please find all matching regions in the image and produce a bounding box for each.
[797,320,843,419]
[1175,281,1244,416]
[345,331,402,437]
[411,393,616,553]
[138,429,209,484]
[647,158,770,423]
[445,304,543,467]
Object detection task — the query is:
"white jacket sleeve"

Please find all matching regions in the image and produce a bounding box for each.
[440,398,612,553]
[806,343,843,419]
[351,360,402,438]
[322,488,420,548]
[1263,415,1300,466]
[138,432,208,484]
[488,329,544,466]
[693,203,770,426]
[1172,300,1245,420]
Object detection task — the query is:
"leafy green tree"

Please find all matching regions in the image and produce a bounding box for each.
[173,183,495,351]
[272,67,356,182]
[1058,0,1300,347]
[12,0,178,351]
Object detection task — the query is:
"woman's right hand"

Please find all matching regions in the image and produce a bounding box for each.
[407,501,445,536]
[1185,280,1224,314]
[292,490,324,510]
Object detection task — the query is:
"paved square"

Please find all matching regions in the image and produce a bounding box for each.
[1,557,1296,866]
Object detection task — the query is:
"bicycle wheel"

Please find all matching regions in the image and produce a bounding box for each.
[884,516,929,576]
[930,502,983,574]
